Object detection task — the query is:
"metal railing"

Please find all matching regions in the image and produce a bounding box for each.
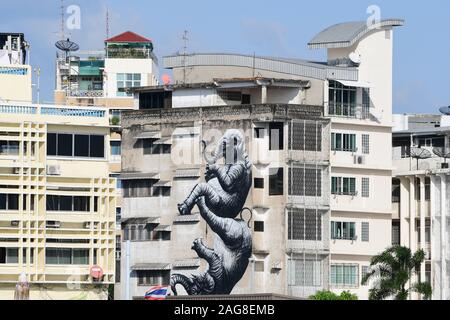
[69,90,104,98]
[0,103,106,118]
[327,102,371,119]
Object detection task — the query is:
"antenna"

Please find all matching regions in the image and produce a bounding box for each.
[60,0,65,40]
[106,7,110,39]
[182,30,189,84]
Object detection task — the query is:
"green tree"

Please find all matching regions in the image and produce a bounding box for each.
[362,246,432,300]
[309,290,358,300]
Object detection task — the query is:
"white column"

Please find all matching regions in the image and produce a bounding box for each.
[440,174,446,300]
[419,176,426,284]
[261,85,267,104]
[409,177,416,300]
[125,240,131,300]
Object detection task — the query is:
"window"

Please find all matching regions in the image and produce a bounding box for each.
[269,122,284,150]
[331,221,356,240]
[254,127,265,139]
[123,180,154,198]
[123,224,151,241]
[361,266,369,282]
[361,222,370,242]
[139,91,172,109]
[22,248,35,264]
[143,139,171,155]
[288,167,322,197]
[152,187,171,197]
[117,73,141,97]
[74,135,89,157]
[287,209,322,241]
[362,134,370,154]
[254,261,265,272]
[361,178,370,198]
[46,195,92,212]
[218,91,242,101]
[137,270,170,286]
[288,121,322,151]
[392,221,400,246]
[425,177,431,201]
[331,133,356,152]
[0,248,19,264]
[47,133,105,159]
[254,178,264,189]
[328,80,357,117]
[0,140,19,156]
[254,221,264,232]
[331,177,356,196]
[45,248,89,265]
[288,258,322,287]
[110,141,121,156]
[331,264,359,287]
[392,179,400,203]
[362,88,371,119]
[0,194,19,210]
[269,168,284,196]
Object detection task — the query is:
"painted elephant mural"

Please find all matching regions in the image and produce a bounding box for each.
[170,129,253,295]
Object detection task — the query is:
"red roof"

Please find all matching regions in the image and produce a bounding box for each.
[105,31,152,43]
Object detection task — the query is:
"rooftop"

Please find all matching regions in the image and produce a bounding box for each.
[308,18,405,49]
[105,31,152,43]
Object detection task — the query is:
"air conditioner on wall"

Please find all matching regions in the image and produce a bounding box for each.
[354,155,366,165]
[10,221,19,227]
[46,165,61,176]
[46,221,61,228]
[84,222,99,230]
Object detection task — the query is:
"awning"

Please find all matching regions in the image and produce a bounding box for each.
[154,224,172,232]
[134,131,161,140]
[174,168,201,179]
[154,137,172,145]
[335,79,372,88]
[118,172,159,180]
[173,214,201,223]
[121,217,160,225]
[131,263,171,271]
[172,259,201,268]
[153,180,172,188]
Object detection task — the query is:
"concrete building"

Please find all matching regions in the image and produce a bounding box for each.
[54,30,160,284]
[119,80,331,299]
[125,19,403,299]
[392,113,450,300]
[0,103,116,299]
[0,33,31,104]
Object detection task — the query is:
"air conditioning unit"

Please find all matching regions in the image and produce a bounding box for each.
[354,155,366,165]
[13,168,20,174]
[46,221,61,229]
[46,165,61,176]
[10,221,19,227]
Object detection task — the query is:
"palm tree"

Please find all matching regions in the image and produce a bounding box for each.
[361,246,432,300]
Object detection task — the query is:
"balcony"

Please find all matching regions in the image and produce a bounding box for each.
[69,90,104,98]
[327,103,371,120]
[106,48,153,59]
[0,103,106,118]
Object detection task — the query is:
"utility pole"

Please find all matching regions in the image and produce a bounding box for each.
[60,0,65,40]
[182,30,189,84]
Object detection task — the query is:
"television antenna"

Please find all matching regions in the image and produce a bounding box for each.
[182,30,189,84]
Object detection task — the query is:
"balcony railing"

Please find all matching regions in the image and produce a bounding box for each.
[106,48,152,59]
[0,103,106,118]
[327,103,371,119]
[69,90,104,98]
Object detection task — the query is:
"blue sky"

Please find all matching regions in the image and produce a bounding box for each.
[2,0,449,114]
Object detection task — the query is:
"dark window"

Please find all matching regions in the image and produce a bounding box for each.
[89,135,105,158]
[254,127,265,139]
[59,196,72,211]
[269,122,284,150]
[137,270,170,286]
[139,91,172,109]
[288,168,322,197]
[254,178,264,189]
[269,168,284,196]
[254,221,264,232]
[46,195,91,212]
[74,135,89,157]
[47,133,57,156]
[74,196,90,212]
[57,134,73,156]
[0,194,5,210]
[241,94,251,104]
[0,194,19,210]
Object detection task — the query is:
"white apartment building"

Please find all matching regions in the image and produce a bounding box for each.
[392,114,450,300]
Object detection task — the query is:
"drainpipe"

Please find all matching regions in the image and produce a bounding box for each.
[125,240,131,300]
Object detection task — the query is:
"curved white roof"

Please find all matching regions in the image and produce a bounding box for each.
[308,19,404,49]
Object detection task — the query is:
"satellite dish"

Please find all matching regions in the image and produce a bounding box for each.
[410,147,432,170]
[439,106,450,115]
[349,52,361,65]
[55,38,79,59]
[161,74,171,85]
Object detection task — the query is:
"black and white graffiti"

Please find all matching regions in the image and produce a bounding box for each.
[170,129,253,295]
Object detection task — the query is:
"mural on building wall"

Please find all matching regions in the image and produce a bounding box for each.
[170,129,253,295]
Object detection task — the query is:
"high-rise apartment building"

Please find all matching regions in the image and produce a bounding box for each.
[117,19,404,299]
